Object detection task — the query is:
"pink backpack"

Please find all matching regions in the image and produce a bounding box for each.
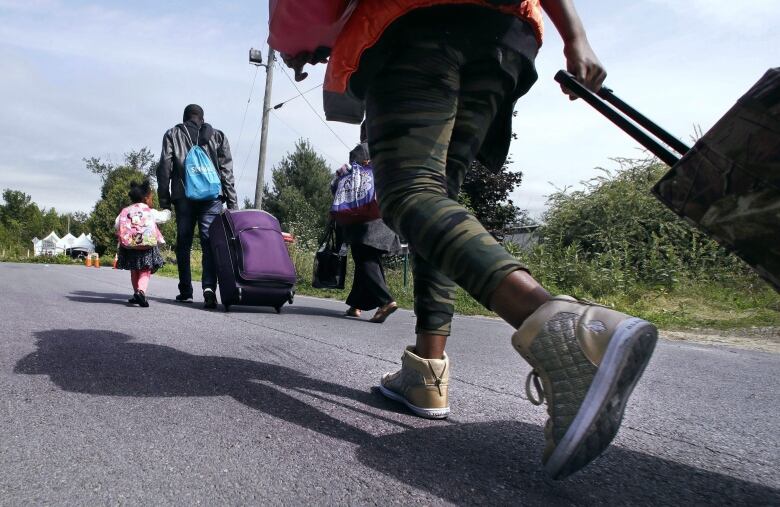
[117,203,163,250]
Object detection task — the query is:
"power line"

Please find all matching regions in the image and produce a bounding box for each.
[277,63,351,150]
[271,83,323,111]
[236,117,262,187]
[271,110,344,166]
[233,65,260,160]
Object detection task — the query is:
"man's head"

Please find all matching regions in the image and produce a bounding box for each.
[183,104,204,124]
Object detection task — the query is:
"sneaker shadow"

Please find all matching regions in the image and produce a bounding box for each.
[14,329,779,505]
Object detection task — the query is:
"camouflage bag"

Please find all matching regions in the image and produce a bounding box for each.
[556,69,780,291]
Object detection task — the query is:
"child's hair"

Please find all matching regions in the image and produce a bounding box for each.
[128,179,153,204]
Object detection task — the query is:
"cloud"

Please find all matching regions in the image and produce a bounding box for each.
[0,0,358,213]
[1,0,777,220]
[649,0,778,31]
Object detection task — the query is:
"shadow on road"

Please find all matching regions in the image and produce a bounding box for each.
[15,329,779,505]
[66,290,350,319]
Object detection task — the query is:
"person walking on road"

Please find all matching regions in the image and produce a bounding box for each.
[115,179,170,308]
[337,142,401,323]
[157,104,238,309]
[281,0,658,479]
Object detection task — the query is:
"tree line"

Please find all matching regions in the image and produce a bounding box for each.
[0,189,90,255]
[1,140,526,257]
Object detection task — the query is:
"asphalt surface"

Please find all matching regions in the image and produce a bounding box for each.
[1,262,778,505]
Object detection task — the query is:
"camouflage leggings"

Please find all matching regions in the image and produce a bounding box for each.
[365,40,528,336]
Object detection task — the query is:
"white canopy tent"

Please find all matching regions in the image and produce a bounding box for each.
[37,231,62,256]
[57,233,77,251]
[31,231,95,257]
[68,233,96,256]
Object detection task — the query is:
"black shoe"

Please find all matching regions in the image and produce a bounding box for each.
[175,293,193,303]
[203,288,217,309]
[137,291,149,308]
[128,292,140,304]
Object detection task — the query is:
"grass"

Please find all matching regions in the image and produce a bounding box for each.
[2,247,777,330]
[1,248,777,331]
[149,248,780,331]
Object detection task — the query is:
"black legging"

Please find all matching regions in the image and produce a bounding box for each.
[345,243,393,311]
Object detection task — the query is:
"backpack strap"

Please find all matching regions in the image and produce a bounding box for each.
[180,124,201,150]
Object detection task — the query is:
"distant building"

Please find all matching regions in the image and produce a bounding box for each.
[503,224,540,251]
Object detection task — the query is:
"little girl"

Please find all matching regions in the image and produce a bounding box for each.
[115,180,170,307]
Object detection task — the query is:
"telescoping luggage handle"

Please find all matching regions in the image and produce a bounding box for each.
[554,70,691,167]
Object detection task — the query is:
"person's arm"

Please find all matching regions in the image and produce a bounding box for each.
[152,209,171,224]
[217,133,239,210]
[541,0,606,97]
[157,131,174,209]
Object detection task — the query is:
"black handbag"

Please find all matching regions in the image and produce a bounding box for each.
[312,221,347,289]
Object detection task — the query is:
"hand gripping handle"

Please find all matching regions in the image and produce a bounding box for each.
[554,70,690,166]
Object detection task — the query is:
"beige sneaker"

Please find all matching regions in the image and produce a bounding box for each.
[512,296,658,480]
[379,346,450,419]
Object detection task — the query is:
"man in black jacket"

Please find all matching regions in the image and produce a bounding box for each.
[157,104,238,308]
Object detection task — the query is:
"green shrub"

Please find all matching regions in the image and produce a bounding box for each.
[531,158,749,292]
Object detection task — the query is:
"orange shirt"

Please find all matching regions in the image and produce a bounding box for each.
[324,0,544,93]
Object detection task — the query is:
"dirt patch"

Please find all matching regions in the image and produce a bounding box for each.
[662,327,780,354]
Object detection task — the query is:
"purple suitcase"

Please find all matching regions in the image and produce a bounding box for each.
[209,209,296,312]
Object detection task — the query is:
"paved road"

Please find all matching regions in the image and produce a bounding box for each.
[1,263,778,505]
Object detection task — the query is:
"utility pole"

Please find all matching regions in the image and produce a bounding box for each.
[254,46,275,210]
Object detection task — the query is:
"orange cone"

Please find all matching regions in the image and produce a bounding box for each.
[85,255,92,267]
[94,255,100,268]
[113,254,118,269]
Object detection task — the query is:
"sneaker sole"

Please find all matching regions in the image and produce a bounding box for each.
[545,317,658,479]
[378,384,450,419]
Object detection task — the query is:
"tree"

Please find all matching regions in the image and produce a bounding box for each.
[0,189,33,225]
[84,147,157,183]
[0,189,40,247]
[263,139,334,246]
[124,147,158,184]
[85,149,174,254]
[459,111,527,234]
[89,167,145,253]
[0,189,93,257]
[84,157,116,182]
[88,167,175,254]
[460,159,524,234]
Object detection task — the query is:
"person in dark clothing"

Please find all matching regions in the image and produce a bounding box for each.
[157,104,238,309]
[339,142,400,323]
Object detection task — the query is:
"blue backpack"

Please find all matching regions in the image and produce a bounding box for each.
[182,126,222,201]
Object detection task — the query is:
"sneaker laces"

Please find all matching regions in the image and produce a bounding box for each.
[427,361,447,397]
[525,369,545,406]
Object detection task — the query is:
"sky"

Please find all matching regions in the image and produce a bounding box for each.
[0,0,778,220]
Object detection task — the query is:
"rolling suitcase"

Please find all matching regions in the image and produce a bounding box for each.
[555,69,780,292]
[210,209,297,312]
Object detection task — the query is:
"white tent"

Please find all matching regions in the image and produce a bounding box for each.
[31,231,95,257]
[31,237,41,255]
[56,233,77,251]
[69,233,96,255]
[38,231,62,256]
